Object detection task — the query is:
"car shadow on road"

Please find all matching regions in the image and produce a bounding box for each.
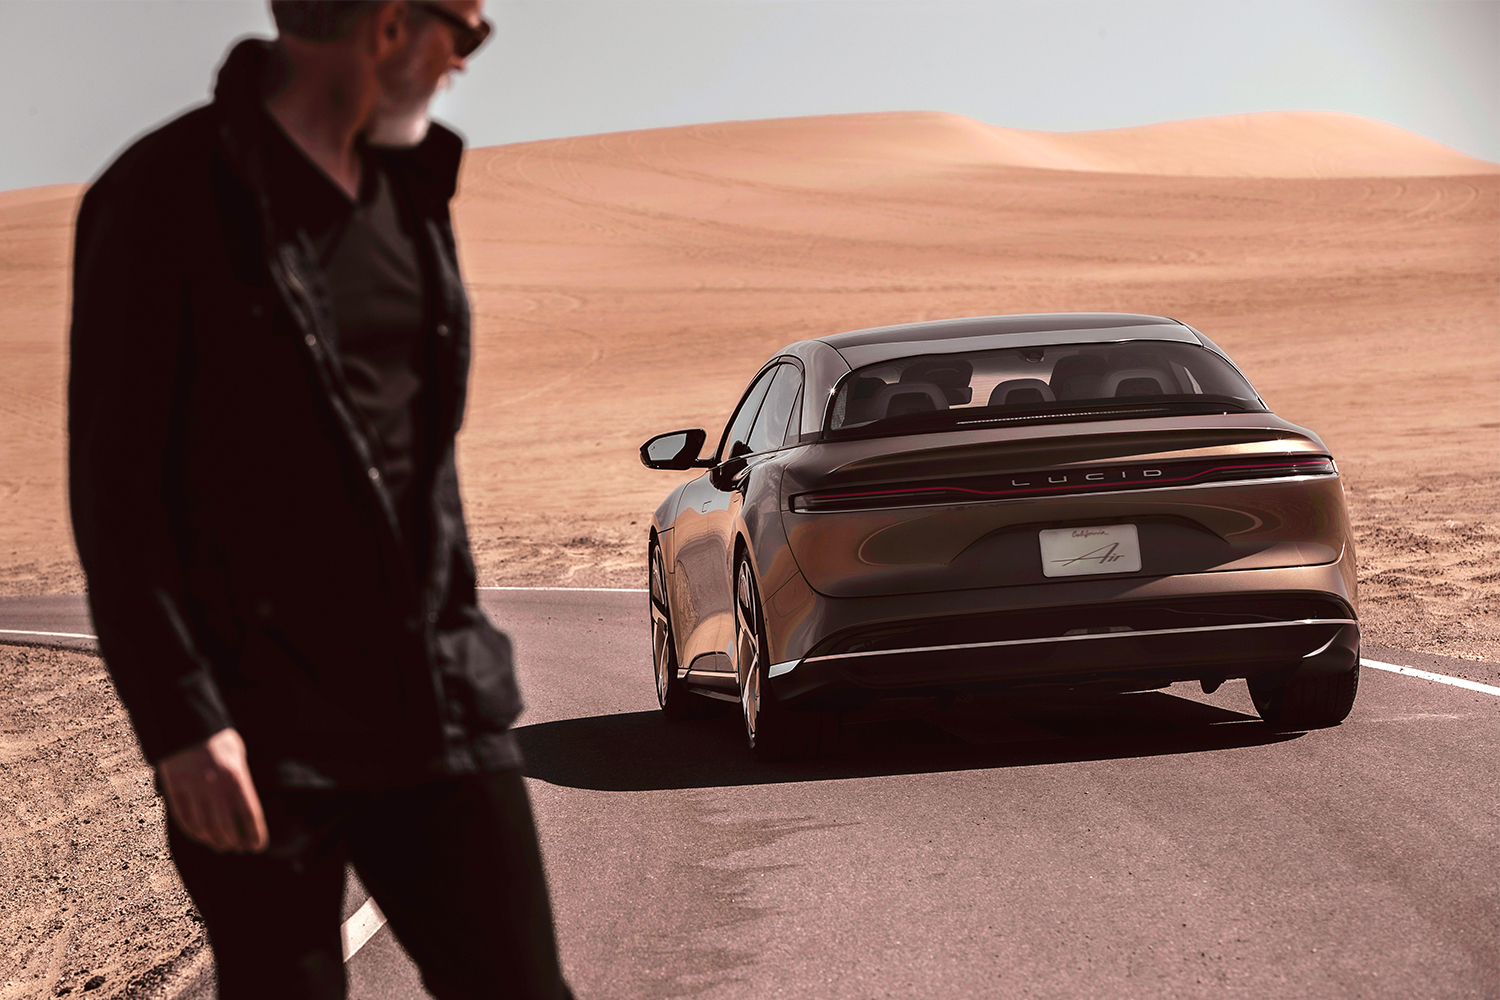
[516,689,1304,791]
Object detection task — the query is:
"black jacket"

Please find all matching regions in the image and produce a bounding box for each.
[69,39,522,787]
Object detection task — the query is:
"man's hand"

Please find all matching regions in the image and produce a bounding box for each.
[158,728,269,853]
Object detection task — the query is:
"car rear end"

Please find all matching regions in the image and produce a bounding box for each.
[763,330,1359,717]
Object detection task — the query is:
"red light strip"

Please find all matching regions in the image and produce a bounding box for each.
[797,458,1333,509]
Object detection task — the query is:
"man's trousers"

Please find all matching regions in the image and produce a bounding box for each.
[168,768,574,1000]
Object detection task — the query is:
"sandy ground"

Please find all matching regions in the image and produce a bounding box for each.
[0,645,199,1000]
[10,114,1492,652]
[0,110,1496,996]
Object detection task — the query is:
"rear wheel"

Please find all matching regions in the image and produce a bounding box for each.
[734,556,837,759]
[1249,661,1359,729]
[650,543,694,719]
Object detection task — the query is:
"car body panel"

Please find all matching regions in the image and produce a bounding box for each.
[671,476,735,668]
[651,480,692,532]
[778,414,1347,598]
[819,312,1183,352]
[831,323,1200,372]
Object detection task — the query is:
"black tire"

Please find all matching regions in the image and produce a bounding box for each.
[734,555,838,760]
[1249,662,1360,730]
[650,543,695,719]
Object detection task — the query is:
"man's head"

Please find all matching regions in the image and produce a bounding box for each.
[269,1,489,146]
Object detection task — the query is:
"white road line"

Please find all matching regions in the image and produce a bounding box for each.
[0,628,96,639]
[1361,658,1500,697]
[340,897,388,961]
[3,626,1495,700]
[479,586,647,593]
[2,627,1493,700]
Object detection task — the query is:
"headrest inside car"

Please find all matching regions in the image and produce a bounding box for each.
[1049,354,1109,400]
[1103,369,1170,397]
[873,381,947,419]
[901,359,974,405]
[988,378,1056,407]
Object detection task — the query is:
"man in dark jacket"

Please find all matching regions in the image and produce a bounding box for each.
[69,2,574,997]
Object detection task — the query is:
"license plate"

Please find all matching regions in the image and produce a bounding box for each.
[1039,524,1141,578]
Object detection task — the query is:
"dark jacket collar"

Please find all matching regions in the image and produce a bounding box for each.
[212,38,465,207]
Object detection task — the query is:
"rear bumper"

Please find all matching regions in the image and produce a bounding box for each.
[764,559,1359,706]
[771,619,1358,705]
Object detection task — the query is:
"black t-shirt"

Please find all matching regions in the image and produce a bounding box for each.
[263,115,431,558]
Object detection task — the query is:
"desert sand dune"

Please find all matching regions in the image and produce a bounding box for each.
[0,111,1495,664]
[613,109,1500,179]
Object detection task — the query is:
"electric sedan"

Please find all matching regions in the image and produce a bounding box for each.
[640,313,1359,758]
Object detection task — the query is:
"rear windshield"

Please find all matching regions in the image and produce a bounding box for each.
[826,341,1264,439]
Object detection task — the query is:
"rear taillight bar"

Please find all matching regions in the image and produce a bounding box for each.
[790,456,1336,513]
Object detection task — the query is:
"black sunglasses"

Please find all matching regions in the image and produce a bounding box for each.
[411,2,492,59]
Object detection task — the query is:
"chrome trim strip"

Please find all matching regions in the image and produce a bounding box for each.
[800,618,1359,665]
[1301,631,1341,659]
[791,472,1338,514]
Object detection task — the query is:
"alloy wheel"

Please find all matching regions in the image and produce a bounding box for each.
[736,559,762,747]
[650,546,675,710]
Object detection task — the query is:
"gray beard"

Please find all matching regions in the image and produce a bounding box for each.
[369,68,444,148]
[368,101,432,148]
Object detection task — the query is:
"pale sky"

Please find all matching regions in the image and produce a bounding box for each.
[0,0,1495,193]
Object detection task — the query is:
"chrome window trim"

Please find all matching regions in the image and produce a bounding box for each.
[796,617,1359,668]
[788,472,1339,514]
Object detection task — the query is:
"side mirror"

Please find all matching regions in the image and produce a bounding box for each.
[639,428,713,470]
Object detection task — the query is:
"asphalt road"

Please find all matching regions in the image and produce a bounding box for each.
[3,591,1497,999]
